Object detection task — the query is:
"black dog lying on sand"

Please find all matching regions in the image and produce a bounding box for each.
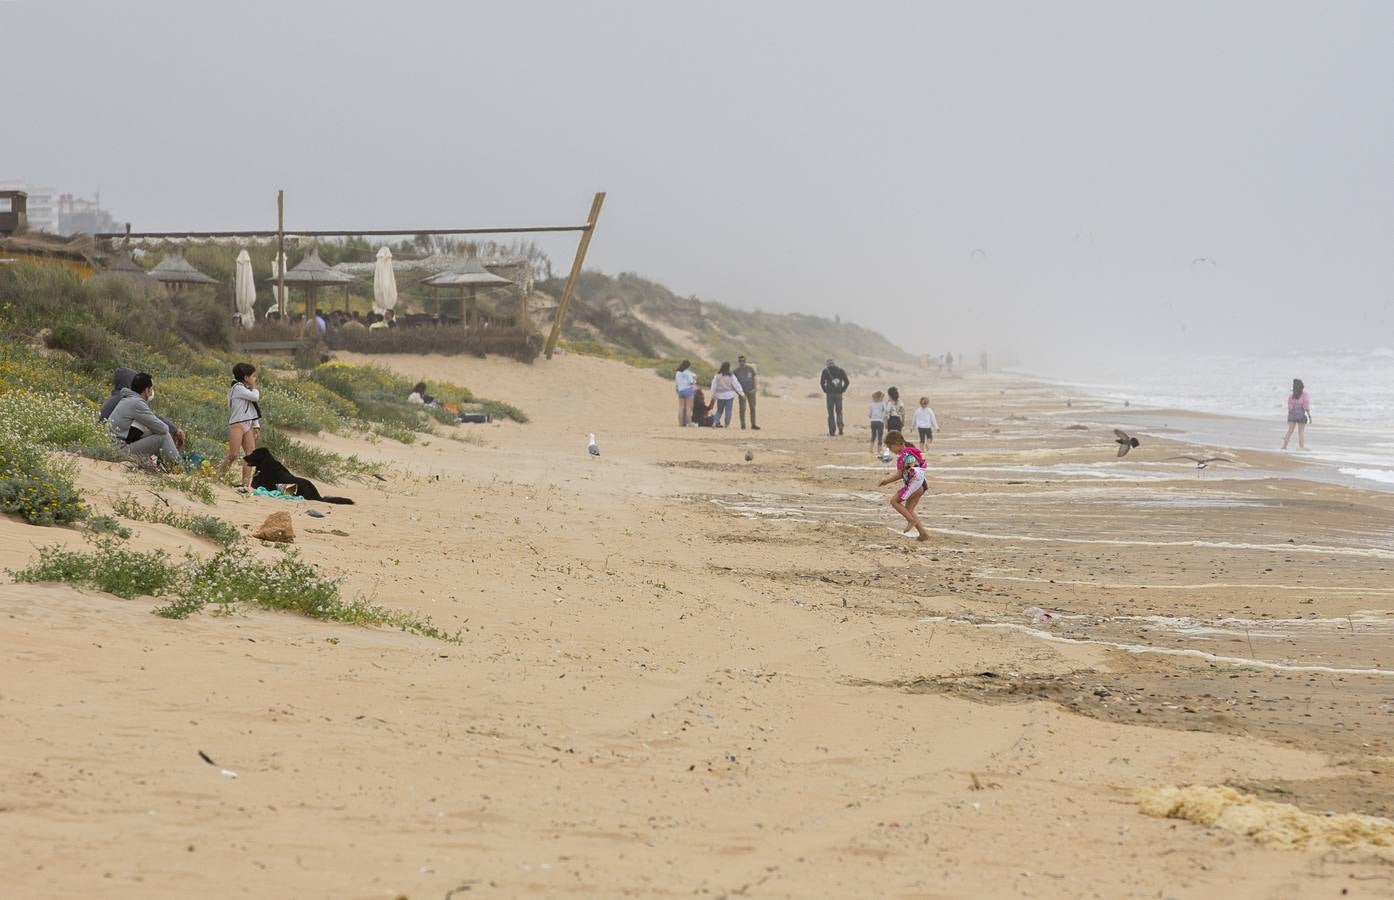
[244,448,354,504]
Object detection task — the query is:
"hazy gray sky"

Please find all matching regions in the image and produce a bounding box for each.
[6,0,1392,366]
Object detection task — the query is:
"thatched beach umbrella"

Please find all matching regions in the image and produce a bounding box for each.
[92,250,163,299]
[149,249,218,295]
[277,246,353,318]
[422,255,512,334]
[372,246,397,316]
[234,250,256,328]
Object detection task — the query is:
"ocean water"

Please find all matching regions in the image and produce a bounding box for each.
[1016,348,1394,489]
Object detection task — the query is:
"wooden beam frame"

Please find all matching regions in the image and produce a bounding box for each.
[544,192,605,360]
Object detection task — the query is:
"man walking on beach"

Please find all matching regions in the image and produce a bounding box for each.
[820,358,850,436]
[734,355,760,430]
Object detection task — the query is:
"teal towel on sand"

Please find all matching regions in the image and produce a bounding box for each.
[251,486,305,502]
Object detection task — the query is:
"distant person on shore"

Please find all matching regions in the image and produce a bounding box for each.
[820,358,850,436]
[946,352,954,371]
[734,355,760,430]
[709,362,746,429]
[691,387,715,427]
[219,362,261,491]
[107,372,183,470]
[1283,378,1311,450]
[868,390,887,452]
[878,431,930,541]
[100,367,185,450]
[884,386,904,435]
[912,397,940,448]
[674,360,697,426]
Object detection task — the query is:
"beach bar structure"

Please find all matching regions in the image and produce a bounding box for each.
[276,247,353,317]
[421,255,515,338]
[149,251,219,295]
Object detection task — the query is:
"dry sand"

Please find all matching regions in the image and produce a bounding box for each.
[3,352,1394,898]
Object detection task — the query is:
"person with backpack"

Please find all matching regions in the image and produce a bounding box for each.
[820,358,851,436]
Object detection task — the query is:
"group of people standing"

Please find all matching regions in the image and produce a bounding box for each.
[674,355,760,429]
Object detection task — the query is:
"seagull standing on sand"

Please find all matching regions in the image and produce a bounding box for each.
[1113,429,1141,457]
[587,434,600,457]
[744,450,754,462]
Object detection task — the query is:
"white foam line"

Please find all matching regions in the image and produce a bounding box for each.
[925,526,1394,560]
[919,617,1394,678]
[973,573,1394,594]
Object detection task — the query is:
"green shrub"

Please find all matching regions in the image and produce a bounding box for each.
[0,435,48,480]
[46,323,119,367]
[0,472,88,526]
[0,389,108,448]
[13,539,180,599]
[112,495,239,546]
[86,514,132,539]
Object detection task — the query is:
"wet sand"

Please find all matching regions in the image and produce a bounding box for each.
[3,357,1393,898]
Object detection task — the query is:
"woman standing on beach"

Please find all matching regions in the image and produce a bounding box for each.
[674,360,697,427]
[219,362,261,491]
[709,362,745,429]
[1282,378,1311,450]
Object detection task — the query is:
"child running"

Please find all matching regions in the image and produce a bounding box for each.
[878,430,930,541]
[219,362,261,491]
[912,396,939,448]
[868,390,887,453]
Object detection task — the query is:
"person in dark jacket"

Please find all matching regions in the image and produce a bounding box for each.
[99,367,185,449]
[733,355,760,430]
[819,358,851,437]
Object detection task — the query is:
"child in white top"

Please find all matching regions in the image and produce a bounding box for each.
[912,397,939,449]
[220,362,261,490]
[868,390,886,452]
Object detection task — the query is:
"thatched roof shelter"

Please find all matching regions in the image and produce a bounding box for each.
[150,251,219,287]
[91,251,163,298]
[420,255,513,288]
[278,247,354,317]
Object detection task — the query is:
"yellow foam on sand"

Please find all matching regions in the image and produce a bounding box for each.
[1138,785,1394,853]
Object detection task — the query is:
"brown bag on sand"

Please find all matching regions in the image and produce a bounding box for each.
[252,511,295,543]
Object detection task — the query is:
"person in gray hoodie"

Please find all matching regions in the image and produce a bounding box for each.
[108,372,182,468]
[99,367,185,450]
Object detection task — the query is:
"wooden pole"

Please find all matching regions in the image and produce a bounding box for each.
[276,190,286,317]
[544,191,605,360]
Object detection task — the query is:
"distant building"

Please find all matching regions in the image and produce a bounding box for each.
[0,182,118,235]
[0,181,57,232]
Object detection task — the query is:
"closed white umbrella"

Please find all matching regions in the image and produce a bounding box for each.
[234,250,256,328]
[270,251,288,315]
[372,246,397,316]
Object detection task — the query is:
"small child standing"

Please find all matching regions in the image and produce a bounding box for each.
[868,390,887,452]
[219,362,261,491]
[912,397,940,448]
[885,386,904,435]
[878,430,930,541]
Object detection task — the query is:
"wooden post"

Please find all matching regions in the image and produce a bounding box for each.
[276,190,286,317]
[544,191,605,360]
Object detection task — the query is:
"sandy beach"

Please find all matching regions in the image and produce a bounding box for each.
[4,353,1393,899]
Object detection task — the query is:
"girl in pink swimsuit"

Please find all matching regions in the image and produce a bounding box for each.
[878,431,930,541]
[219,362,262,490]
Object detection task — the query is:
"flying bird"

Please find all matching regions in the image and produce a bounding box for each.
[587,434,600,456]
[970,248,988,260]
[1191,257,1217,266]
[1168,454,1231,475]
[1113,429,1141,457]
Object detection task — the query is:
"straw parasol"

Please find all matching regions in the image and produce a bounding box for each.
[372,246,398,316]
[421,254,512,333]
[277,246,353,318]
[91,250,163,299]
[149,250,218,294]
[234,250,256,328]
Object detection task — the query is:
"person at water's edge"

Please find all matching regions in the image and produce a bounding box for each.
[820,358,851,436]
[734,355,760,430]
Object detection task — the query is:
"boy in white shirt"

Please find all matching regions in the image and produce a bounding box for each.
[912,397,940,449]
[868,390,887,453]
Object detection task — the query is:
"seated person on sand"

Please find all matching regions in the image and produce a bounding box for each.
[99,367,185,451]
[691,388,716,427]
[107,372,183,470]
[407,381,441,407]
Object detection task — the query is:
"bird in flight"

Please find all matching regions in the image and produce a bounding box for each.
[1114,429,1141,457]
[1191,257,1217,266]
[970,248,988,260]
[1168,454,1231,475]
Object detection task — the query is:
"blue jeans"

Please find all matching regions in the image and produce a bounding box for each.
[715,397,734,426]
